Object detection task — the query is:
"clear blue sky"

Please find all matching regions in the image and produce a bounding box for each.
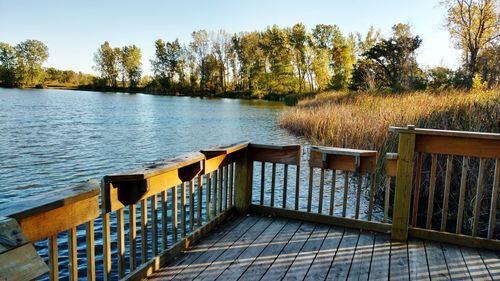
[0,0,461,75]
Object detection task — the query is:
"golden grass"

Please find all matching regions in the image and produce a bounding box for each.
[279,90,500,155]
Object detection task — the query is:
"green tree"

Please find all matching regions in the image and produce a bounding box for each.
[189,30,210,91]
[331,32,356,90]
[151,39,169,81]
[94,41,119,87]
[0,43,18,87]
[426,66,456,90]
[260,25,298,94]
[232,32,265,91]
[289,23,308,93]
[362,23,422,91]
[120,45,142,89]
[443,0,499,84]
[211,30,233,92]
[310,25,335,90]
[15,39,49,87]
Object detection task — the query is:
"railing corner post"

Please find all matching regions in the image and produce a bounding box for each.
[391,128,416,241]
[234,147,253,215]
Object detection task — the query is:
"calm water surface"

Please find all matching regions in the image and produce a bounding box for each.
[0,88,301,203]
[0,88,380,280]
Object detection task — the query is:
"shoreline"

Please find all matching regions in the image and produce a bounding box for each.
[0,86,318,106]
[1,85,312,104]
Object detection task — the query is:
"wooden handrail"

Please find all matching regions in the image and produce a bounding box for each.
[0,179,99,220]
[389,126,500,140]
[5,134,500,280]
[390,125,500,245]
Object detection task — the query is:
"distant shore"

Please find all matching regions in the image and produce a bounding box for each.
[4,85,311,105]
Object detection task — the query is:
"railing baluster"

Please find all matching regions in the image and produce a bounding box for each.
[473,158,487,237]
[368,173,376,221]
[103,211,111,281]
[181,182,186,237]
[456,157,469,234]
[206,173,211,221]
[260,162,265,205]
[355,173,362,219]
[172,186,178,243]
[68,227,78,281]
[307,166,314,212]
[161,190,168,250]
[117,208,125,277]
[218,168,223,213]
[295,164,300,210]
[426,154,438,229]
[271,163,276,207]
[129,204,137,270]
[342,171,349,217]
[198,175,203,227]
[318,168,325,214]
[411,153,423,226]
[151,194,158,256]
[330,170,336,216]
[49,235,58,281]
[228,163,234,208]
[384,176,391,223]
[141,198,148,263]
[488,159,500,239]
[86,220,96,281]
[440,155,453,232]
[189,179,195,233]
[283,164,288,209]
[213,171,218,217]
[224,166,229,210]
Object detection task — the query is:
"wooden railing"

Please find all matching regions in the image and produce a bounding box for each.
[0,180,100,280]
[101,141,248,280]
[248,144,392,234]
[390,126,500,250]
[1,126,499,280]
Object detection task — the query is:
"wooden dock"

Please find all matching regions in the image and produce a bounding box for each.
[1,126,499,280]
[148,215,500,281]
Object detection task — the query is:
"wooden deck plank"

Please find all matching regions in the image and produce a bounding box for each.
[147,216,247,280]
[145,215,500,281]
[390,240,410,281]
[326,228,360,280]
[478,248,500,280]
[407,239,430,280]
[215,218,287,280]
[347,231,375,281]
[194,217,274,280]
[368,234,391,280]
[461,246,492,280]
[238,220,302,281]
[304,227,344,281]
[408,239,430,281]
[283,223,329,280]
[425,241,451,280]
[260,222,316,280]
[442,244,471,280]
[168,216,261,280]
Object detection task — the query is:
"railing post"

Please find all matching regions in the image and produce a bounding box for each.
[234,148,253,214]
[391,125,416,241]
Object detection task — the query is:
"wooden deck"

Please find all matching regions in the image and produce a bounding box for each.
[147,215,500,281]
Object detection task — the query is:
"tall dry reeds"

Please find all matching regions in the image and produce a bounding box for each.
[280,90,500,234]
[279,89,499,155]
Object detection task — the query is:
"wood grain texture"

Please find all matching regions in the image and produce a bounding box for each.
[391,132,416,241]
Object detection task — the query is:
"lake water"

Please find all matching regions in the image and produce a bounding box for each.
[0,88,301,204]
[0,88,380,280]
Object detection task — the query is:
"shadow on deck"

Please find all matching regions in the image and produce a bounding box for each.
[148,215,500,281]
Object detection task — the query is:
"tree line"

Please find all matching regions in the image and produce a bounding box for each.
[1,0,498,96]
[84,0,500,95]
